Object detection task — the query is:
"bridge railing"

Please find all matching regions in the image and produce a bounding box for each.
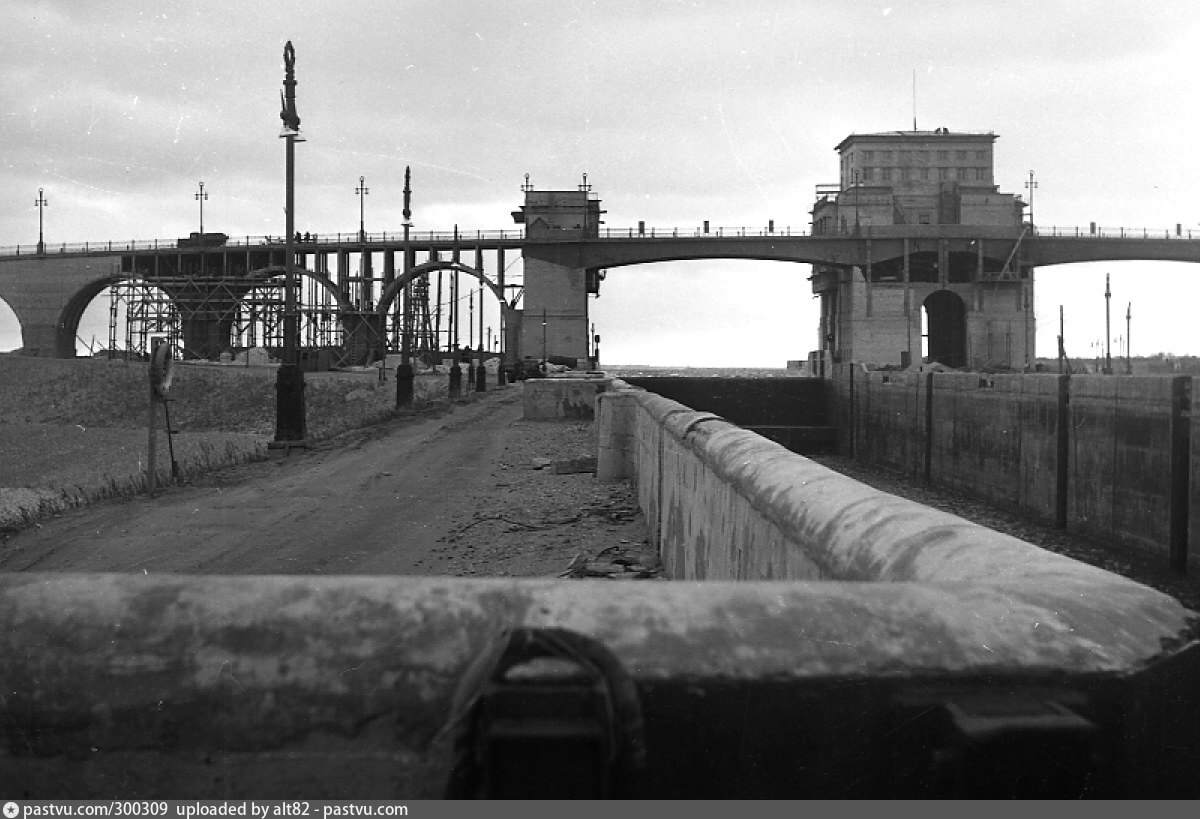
[598,225,808,238]
[5,224,1200,257]
[0,229,528,257]
[1031,225,1200,240]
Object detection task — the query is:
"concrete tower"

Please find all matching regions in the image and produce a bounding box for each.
[810,129,1031,371]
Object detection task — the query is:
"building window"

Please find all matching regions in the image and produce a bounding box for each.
[900,150,911,163]
[900,167,911,181]
[919,150,930,161]
[976,150,988,160]
[918,213,932,224]
[862,167,874,181]
[919,168,930,181]
[956,167,969,181]
[881,151,893,161]
[938,167,949,180]
[956,150,967,160]
[862,150,874,160]
[881,167,893,181]
[937,150,949,160]
[975,168,988,181]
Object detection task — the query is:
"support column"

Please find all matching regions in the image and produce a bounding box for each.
[520,247,590,365]
[903,238,912,367]
[864,241,873,318]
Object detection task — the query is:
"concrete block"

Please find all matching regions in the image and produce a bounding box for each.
[522,376,611,420]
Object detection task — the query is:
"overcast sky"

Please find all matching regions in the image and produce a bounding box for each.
[3,0,1200,365]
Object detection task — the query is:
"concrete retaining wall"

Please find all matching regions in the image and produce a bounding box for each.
[834,367,1195,572]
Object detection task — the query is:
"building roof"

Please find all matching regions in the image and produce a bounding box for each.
[835,130,997,152]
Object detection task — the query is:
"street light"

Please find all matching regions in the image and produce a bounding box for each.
[34,188,48,254]
[272,40,307,448]
[194,181,207,235]
[356,175,369,242]
[1026,170,1038,227]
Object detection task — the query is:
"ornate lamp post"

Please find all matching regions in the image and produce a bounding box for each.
[356,176,369,242]
[35,188,48,254]
[272,40,307,447]
[195,181,207,235]
[1026,170,1038,227]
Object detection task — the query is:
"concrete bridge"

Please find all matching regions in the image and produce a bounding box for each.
[3,189,1200,367]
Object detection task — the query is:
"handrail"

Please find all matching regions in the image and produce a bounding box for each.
[4,224,1200,257]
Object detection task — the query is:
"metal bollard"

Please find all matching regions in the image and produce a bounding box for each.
[449,363,463,401]
[395,363,415,409]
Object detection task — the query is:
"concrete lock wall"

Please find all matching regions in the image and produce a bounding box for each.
[833,366,1196,573]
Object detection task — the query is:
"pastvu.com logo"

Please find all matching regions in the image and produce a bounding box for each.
[3,802,20,819]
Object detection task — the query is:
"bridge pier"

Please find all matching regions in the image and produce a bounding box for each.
[513,188,604,369]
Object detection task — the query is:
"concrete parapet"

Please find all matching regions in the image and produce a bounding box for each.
[2,572,1196,798]
[521,374,611,420]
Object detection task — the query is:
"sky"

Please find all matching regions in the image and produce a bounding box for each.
[3,0,1200,366]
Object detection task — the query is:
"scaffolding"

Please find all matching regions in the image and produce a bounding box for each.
[105,245,511,367]
[105,278,181,360]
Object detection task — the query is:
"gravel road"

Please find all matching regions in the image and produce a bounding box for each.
[0,386,651,578]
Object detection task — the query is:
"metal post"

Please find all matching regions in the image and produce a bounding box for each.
[1104,273,1112,375]
[35,188,48,255]
[1026,170,1037,227]
[195,181,207,235]
[273,40,307,447]
[1126,302,1133,374]
[402,166,412,364]
[356,176,369,243]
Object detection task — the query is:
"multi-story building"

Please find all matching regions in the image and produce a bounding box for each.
[809,130,1031,371]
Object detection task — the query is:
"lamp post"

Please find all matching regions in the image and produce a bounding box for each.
[401,166,412,364]
[1026,170,1038,227]
[1103,273,1112,375]
[272,40,307,447]
[34,188,48,254]
[356,175,369,242]
[1126,302,1133,374]
[195,181,207,235]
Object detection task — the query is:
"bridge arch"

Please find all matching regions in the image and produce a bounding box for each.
[588,258,817,367]
[374,260,510,319]
[59,273,148,358]
[252,265,356,315]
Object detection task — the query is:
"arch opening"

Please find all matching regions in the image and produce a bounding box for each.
[376,260,510,366]
[922,290,967,368]
[74,277,181,359]
[0,295,21,352]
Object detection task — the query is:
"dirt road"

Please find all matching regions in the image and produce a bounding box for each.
[0,386,652,577]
